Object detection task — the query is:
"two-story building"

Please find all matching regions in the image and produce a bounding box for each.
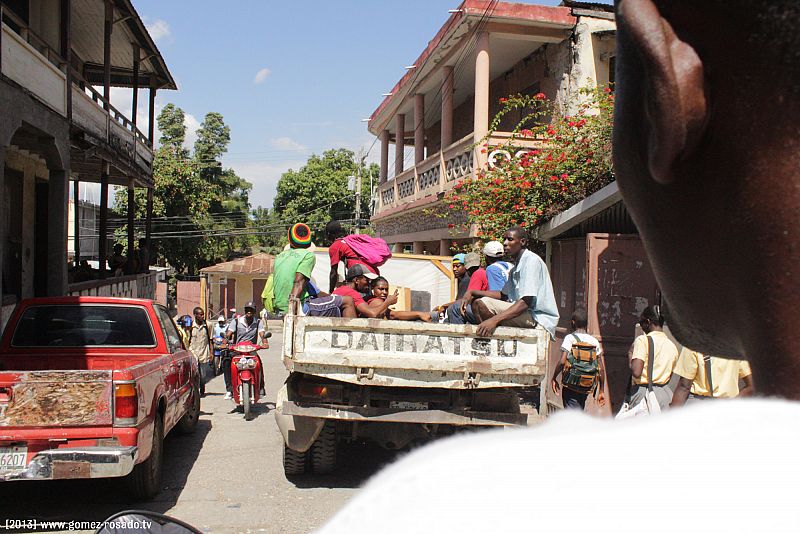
[368,0,615,254]
[1,0,176,325]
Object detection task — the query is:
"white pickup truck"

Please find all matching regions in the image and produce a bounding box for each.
[275,306,550,476]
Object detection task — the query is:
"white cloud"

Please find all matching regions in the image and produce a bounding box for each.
[269,136,308,152]
[144,18,171,43]
[183,113,201,151]
[253,68,271,84]
[228,160,306,209]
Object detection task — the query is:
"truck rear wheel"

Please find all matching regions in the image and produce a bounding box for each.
[126,412,163,500]
[283,444,308,476]
[310,421,337,475]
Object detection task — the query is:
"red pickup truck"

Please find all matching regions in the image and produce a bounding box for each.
[0,296,201,500]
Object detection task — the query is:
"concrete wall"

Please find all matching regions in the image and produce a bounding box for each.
[0,77,71,305]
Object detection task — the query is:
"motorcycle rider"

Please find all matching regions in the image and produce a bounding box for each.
[224,301,268,400]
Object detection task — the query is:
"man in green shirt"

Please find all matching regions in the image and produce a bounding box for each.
[273,223,317,314]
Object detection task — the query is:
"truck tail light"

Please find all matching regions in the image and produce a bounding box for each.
[298,383,343,402]
[114,383,138,424]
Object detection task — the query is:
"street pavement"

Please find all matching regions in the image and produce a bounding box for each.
[0,332,399,533]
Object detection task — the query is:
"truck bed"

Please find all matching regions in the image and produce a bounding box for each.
[282,315,549,389]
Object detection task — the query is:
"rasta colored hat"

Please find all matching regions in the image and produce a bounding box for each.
[452,253,466,266]
[289,223,312,248]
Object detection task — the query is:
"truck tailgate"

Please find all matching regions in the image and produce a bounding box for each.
[0,370,113,427]
[283,316,548,389]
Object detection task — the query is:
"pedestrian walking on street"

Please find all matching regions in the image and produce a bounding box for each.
[551,309,606,410]
[625,305,678,411]
[670,348,755,407]
[189,307,213,397]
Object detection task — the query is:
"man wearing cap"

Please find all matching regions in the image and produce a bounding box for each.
[448,243,511,325]
[224,301,267,399]
[272,223,317,315]
[333,264,398,318]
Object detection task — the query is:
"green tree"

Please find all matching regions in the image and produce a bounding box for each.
[158,103,187,151]
[271,149,376,245]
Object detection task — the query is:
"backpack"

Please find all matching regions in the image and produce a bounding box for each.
[261,273,276,314]
[342,234,392,268]
[562,333,600,394]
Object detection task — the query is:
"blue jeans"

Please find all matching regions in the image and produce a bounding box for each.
[446,301,478,325]
[562,388,587,410]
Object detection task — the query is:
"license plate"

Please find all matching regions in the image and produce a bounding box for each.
[0,445,27,472]
[389,401,429,411]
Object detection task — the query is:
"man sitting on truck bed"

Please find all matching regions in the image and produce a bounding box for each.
[367,276,432,322]
[461,226,558,338]
[332,265,399,319]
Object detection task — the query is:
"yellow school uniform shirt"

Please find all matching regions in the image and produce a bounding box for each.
[630,331,679,386]
[674,348,752,398]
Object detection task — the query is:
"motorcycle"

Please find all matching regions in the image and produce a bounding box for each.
[212,335,226,375]
[229,333,270,421]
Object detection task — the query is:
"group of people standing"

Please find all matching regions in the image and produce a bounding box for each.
[550,304,755,414]
[177,303,269,399]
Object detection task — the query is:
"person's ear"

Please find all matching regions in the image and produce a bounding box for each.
[617,0,709,185]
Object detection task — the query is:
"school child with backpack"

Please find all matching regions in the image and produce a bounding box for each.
[551,309,606,410]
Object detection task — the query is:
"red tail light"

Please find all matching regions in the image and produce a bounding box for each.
[114,383,138,423]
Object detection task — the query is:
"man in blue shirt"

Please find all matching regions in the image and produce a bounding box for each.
[448,241,511,325]
[462,226,558,338]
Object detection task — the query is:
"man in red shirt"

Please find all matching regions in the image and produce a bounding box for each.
[465,252,488,292]
[326,220,379,292]
[333,264,398,318]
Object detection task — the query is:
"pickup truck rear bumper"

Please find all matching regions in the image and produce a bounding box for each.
[281,400,527,426]
[0,446,138,481]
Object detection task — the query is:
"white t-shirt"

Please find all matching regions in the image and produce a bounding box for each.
[560,331,602,356]
[318,400,800,533]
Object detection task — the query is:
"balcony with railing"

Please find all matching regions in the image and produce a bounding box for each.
[1,9,154,176]
[373,132,545,219]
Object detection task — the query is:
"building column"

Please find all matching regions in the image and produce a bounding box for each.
[413,241,425,255]
[474,31,490,168]
[441,66,454,149]
[21,162,35,298]
[131,43,140,127]
[394,114,405,176]
[48,170,69,295]
[99,164,109,279]
[103,0,113,110]
[148,88,157,147]
[439,239,452,257]
[414,94,425,164]
[60,0,72,120]
[145,187,153,268]
[0,147,5,303]
[126,179,135,274]
[379,130,389,184]
[73,179,80,266]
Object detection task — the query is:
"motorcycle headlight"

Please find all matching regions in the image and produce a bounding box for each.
[236,357,256,370]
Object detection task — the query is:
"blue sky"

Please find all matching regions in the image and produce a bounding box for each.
[122,0,611,209]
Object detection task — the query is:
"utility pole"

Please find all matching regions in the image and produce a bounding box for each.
[354,149,366,234]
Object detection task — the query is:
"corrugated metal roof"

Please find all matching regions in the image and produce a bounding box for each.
[200,253,276,275]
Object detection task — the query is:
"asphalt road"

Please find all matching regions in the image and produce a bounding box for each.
[0,332,399,533]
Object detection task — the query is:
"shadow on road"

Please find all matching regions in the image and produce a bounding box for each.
[0,419,212,530]
[288,440,401,490]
